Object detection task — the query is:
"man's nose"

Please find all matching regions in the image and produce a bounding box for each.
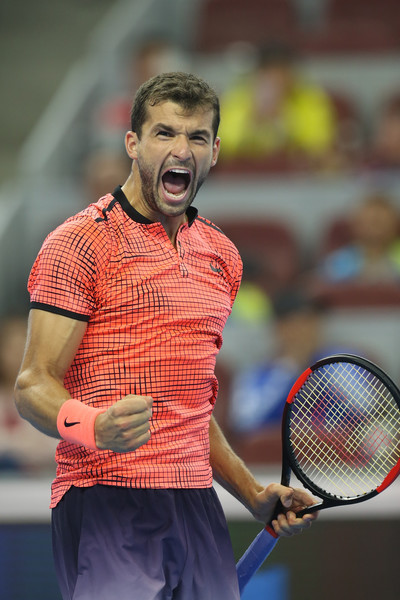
[171,135,191,161]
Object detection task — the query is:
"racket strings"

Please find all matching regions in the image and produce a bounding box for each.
[316,365,400,460]
[303,364,400,448]
[292,415,391,496]
[292,431,370,497]
[330,364,400,424]
[291,406,383,496]
[294,376,399,491]
[289,362,400,498]
[292,384,398,488]
[305,373,396,466]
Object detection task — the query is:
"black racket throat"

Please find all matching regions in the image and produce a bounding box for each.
[295,489,379,518]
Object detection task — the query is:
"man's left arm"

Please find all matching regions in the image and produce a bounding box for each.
[209,416,317,537]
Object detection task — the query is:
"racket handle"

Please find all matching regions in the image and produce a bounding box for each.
[236,526,279,595]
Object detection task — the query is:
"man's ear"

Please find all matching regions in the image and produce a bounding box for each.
[211,137,221,168]
[125,131,139,160]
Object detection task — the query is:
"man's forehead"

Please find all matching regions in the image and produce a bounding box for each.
[145,100,214,129]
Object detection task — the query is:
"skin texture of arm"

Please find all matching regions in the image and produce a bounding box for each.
[14,309,152,451]
[209,416,317,536]
[14,309,86,437]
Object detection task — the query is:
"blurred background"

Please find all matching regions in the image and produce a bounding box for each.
[1,0,400,598]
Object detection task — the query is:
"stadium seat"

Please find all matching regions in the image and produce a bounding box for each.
[194,0,400,54]
[216,218,301,295]
[296,0,400,53]
[232,427,282,465]
[311,280,400,308]
[318,215,353,256]
[194,0,297,53]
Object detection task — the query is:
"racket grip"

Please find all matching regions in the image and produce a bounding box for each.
[236,526,279,595]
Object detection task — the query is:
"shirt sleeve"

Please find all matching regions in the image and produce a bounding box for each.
[28,216,109,320]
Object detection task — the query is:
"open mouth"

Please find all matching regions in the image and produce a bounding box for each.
[161,168,192,200]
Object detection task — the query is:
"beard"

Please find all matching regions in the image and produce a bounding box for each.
[135,156,209,219]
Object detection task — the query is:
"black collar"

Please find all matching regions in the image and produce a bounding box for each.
[112,186,198,226]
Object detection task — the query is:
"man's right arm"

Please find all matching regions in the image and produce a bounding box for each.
[15,308,152,452]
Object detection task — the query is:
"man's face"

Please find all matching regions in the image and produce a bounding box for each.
[125,100,220,222]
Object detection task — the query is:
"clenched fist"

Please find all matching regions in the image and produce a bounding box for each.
[94,395,153,452]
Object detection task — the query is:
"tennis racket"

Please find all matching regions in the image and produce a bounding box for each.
[236,353,400,595]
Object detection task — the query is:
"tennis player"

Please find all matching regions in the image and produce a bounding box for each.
[15,72,316,600]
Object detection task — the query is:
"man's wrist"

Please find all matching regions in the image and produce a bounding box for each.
[57,399,105,450]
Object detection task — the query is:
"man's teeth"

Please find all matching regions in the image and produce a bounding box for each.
[162,168,191,198]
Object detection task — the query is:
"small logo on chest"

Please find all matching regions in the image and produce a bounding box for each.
[210,262,223,275]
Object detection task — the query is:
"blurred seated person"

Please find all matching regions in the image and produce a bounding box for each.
[212,279,271,431]
[317,192,400,284]
[215,255,274,375]
[229,257,272,325]
[217,41,339,171]
[0,315,57,473]
[367,93,400,170]
[228,289,355,436]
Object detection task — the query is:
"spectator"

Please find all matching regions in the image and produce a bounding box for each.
[214,251,276,378]
[229,278,272,324]
[0,315,57,473]
[217,41,338,171]
[368,94,400,171]
[317,192,400,284]
[228,288,355,436]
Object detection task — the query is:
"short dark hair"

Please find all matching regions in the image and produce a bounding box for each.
[130,71,220,140]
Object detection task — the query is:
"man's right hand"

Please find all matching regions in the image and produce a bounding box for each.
[94,395,153,452]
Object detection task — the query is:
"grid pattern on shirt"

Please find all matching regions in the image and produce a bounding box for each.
[28,189,243,507]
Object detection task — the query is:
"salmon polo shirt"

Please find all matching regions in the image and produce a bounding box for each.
[28,186,242,507]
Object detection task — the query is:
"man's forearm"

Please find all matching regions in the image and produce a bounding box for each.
[209,416,264,516]
[14,368,69,438]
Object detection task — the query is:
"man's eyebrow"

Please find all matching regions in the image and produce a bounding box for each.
[153,122,175,133]
[153,122,212,140]
[191,128,212,140]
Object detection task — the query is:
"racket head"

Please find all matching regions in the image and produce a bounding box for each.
[282,354,400,510]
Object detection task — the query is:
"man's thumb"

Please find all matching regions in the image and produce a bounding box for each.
[281,489,294,508]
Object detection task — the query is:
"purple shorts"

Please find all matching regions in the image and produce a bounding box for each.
[52,485,240,600]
